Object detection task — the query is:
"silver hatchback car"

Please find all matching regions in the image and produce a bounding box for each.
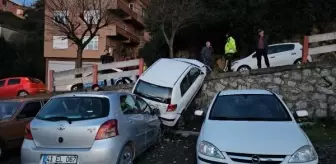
[21,92,161,164]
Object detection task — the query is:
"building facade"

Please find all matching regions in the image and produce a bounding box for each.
[0,0,25,18]
[44,0,149,82]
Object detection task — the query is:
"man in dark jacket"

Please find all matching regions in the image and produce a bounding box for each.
[255,29,270,68]
[201,41,214,69]
[100,49,114,64]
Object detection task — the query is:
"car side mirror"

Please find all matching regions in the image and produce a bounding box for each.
[151,108,160,115]
[194,110,204,117]
[252,54,256,58]
[16,114,26,119]
[293,110,309,119]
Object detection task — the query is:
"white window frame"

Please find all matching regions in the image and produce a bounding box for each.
[52,36,68,49]
[84,10,100,25]
[83,36,99,50]
[53,10,68,24]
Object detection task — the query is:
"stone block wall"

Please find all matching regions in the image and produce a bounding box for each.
[194,61,336,118]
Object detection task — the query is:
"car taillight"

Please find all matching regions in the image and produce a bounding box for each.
[95,120,119,140]
[24,122,33,140]
[166,104,177,112]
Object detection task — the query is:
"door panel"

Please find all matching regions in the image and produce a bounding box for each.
[134,96,160,147]
[120,95,147,152]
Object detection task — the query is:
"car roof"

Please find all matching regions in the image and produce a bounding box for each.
[268,42,301,47]
[0,96,50,102]
[140,58,191,87]
[51,91,127,99]
[219,89,273,96]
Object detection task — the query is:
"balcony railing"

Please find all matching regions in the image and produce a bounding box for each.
[110,0,137,19]
[108,24,140,43]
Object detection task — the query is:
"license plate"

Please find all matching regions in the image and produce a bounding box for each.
[39,89,45,92]
[41,155,78,164]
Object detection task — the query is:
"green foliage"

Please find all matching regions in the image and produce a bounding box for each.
[139,31,168,66]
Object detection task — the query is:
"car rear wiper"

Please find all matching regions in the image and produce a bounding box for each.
[43,116,73,124]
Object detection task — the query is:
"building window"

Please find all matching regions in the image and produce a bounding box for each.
[84,36,99,50]
[53,36,68,49]
[53,10,68,24]
[129,3,134,11]
[84,10,99,24]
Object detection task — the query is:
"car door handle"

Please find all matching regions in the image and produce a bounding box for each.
[291,53,296,55]
[128,119,134,123]
[270,56,275,58]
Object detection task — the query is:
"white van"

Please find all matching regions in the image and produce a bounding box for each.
[132,58,209,127]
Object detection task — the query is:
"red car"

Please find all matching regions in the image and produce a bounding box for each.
[0,77,47,98]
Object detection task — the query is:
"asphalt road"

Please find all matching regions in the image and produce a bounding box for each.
[2,107,336,164]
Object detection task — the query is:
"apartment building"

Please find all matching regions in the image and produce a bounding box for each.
[44,0,149,82]
[0,0,25,18]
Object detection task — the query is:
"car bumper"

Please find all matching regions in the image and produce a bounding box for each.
[196,153,318,164]
[159,113,181,127]
[27,88,47,95]
[21,138,124,164]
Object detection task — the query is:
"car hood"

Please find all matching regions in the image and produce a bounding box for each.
[201,120,308,155]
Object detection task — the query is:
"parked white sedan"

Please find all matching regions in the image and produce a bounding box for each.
[231,43,313,72]
[195,89,318,164]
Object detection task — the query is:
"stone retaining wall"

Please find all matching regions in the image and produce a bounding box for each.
[194,61,336,118]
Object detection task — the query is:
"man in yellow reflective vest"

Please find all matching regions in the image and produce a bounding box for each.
[224,32,237,72]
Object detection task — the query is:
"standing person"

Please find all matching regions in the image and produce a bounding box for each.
[255,29,270,68]
[224,32,237,72]
[200,41,214,69]
[100,49,109,64]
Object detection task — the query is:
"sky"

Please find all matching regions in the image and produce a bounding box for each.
[12,0,36,6]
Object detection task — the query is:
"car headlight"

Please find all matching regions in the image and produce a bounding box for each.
[198,141,225,159]
[288,145,318,163]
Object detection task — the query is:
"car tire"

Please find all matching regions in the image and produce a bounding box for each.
[294,58,302,65]
[237,65,251,73]
[71,84,83,91]
[117,144,134,164]
[116,80,126,85]
[17,90,29,97]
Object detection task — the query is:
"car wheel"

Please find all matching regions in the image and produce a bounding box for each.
[117,144,134,164]
[71,84,83,91]
[237,65,251,73]
[17,90,29,97]
[116,80,125,85]
[294,58,302,65]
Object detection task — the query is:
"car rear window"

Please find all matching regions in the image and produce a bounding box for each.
[209,94,291,121]
[36,97,110,121]
[133,80,172,104]
[28,77,43,83]
[0,101,21,120]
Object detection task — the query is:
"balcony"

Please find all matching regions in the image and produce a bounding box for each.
[110,0,137,19]
[123,14,145,29]
[107,24,140,44]
[110,0,145,28]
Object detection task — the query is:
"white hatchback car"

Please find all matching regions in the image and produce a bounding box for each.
[195,89,318,164]
[231,43,313,72]
[132,58,209,127]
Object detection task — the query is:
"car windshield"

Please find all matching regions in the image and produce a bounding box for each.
[36,97,110,122]
[0,102,21,120]
[134,80,172,104]
[209,94,291,121]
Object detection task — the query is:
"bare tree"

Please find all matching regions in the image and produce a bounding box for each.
[145,0,205,58]
[45,0,116,68]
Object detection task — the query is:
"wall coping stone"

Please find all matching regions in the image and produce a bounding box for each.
[206,61,336,81]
